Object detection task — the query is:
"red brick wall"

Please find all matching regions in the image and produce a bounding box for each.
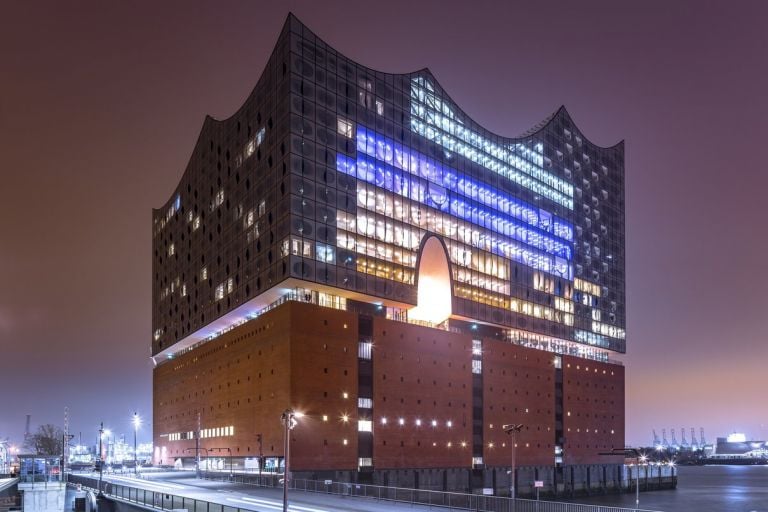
[562,357,625,464]
[287,302,359,471]
[371,318,473,469]
[153,304,291,464]
[153,301,359,470]
[482,340,557,467]
[153,301,626,471]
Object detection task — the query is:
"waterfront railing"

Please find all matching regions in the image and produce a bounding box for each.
[67,473,663,512]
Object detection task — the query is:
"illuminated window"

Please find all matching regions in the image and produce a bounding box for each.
[358,457,372,467]
[201,267,208,280]
[358,420,372,432]
[472,360,482,374]
[316,243,335,263]
[215,284,224,300]
[168,244,175,256]
[358,341,372,360]
[472,339,482,356]
[410,77,573,209]
[256,127,265,146]
[290,238,312,258]
[337,117,353,138]
[258,200,266,216]
[358,397,373,409]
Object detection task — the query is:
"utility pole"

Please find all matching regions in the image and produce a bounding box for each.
[98,423,104,495]
[599,448,642,510]
[280,410,302,512]
[257,433,264,474]
[133,413,141,476]
[503,423,524,502]
[196,412,201,476]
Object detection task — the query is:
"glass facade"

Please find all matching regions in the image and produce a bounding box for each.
[152,15,625,361]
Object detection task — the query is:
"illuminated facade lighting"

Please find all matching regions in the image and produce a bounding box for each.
[151,13,627,492]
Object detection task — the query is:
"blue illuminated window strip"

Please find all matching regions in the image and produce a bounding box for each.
[337,155,573,280]
[355,126,573,244]
[410,77,573,210]
[350,153,571,261]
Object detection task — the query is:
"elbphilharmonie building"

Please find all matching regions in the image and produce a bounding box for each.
[152,14,626,495]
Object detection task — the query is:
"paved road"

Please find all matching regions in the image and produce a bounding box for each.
[78,471,463,512]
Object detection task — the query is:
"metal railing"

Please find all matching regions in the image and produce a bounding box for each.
[199,472,663,512]
[68,472,665,512]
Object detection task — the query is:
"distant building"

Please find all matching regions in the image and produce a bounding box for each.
[152,14,626,493]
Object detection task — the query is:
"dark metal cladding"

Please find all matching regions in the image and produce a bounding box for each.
[152,14,625,359]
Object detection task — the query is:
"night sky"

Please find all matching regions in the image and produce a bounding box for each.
[2,0,766,449]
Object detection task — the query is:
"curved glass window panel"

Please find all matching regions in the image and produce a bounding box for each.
[410,77,573,209]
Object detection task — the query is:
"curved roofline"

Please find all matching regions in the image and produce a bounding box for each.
[289,12,623,150]
[415,73,623,150]
[155,12,624,213]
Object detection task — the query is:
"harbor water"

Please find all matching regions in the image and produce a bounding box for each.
[569,465,768,511]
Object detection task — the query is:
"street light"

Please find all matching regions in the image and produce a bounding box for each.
[502,423,524,501]
[281,409,303,512]
[599,447,641,510]
[132,413,141,476]
[97,423,105,495]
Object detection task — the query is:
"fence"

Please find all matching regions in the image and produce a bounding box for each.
[73,473,667,512]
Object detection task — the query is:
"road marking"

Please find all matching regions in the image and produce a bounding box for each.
[229,496,330,512]
[106,475,187,491]
[226,497,282,511]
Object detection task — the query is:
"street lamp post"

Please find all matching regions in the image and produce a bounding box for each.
[503,423,524,502]
[132,413,141,477]
[280,409,302,512]
[599,448,641,510]
[98,423,104,495]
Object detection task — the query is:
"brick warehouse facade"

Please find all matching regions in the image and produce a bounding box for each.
[152,15,627,495]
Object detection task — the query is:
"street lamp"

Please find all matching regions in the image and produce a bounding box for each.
[281,409,303,512]
[132,413,141,476]
[503,423,524,501]
[97,423,105,495]
[599,447,641,510]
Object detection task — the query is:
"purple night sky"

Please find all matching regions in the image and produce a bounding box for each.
[1,0,766,448]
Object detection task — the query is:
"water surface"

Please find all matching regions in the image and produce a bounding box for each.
[569,465,768,512]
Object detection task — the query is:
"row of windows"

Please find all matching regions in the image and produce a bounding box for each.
[167,425,234,442]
